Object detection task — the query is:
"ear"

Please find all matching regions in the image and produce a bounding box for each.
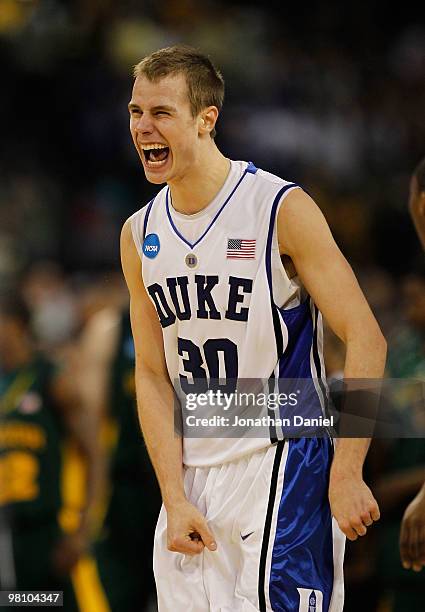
[199,106,219,135]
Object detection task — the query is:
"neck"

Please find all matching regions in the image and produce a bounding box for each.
[169,141,231,214]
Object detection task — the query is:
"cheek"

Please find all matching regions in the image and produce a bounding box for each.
[129,125,137,143]
[129,120,140,142]
[177,133,197,158]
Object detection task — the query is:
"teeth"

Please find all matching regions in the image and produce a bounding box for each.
[141,143,168,150]
[147,159,167,166]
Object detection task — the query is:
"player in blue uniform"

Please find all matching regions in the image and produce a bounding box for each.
[120,45,387,611]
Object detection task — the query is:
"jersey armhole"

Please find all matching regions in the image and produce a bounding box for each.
[129,197,155,263]
[130,213,144,262]
[271,185,303,304]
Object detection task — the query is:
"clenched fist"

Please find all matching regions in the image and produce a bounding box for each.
[329,473,380,541]
[166,499,217,555]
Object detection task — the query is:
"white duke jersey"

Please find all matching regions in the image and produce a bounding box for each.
[130,160,328,467]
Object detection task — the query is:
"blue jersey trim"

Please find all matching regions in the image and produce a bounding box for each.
[165,162,258,250]
[143,197,156,240]
[258,440,285,612]
[246,161,258,174]
[278,301,329,425]
[269,438,334,611]
[312,306,322,378]
[265,182,298,359]
[276,301,326,434]
[311,304,330,418]
[277,301,313,379]
[268,372,278,444]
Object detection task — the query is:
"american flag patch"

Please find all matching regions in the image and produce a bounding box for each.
[227,238,256,259]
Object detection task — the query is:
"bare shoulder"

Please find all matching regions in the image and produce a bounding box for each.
[277,187,334,258]
[120,216,136,252]
[278,187,324,223]
[120,216,142,285]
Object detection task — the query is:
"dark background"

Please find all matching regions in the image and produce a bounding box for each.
[1,2,424,610]
[0,0,424,279]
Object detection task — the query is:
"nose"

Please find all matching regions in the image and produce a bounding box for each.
[134,112,153,135]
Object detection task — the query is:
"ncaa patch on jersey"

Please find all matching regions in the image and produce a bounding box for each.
[297,588,323,612]
[143,233,160,259]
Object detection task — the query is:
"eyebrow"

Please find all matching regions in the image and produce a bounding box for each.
[127,103,176,113]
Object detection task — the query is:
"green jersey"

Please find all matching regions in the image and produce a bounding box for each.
[96,311,160,611]
[109,312,152,482]
[104,311,160,539]
[0,356,62,526]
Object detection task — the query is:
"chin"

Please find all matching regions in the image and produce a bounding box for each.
[144,171,168,185]
[142,156,174,186]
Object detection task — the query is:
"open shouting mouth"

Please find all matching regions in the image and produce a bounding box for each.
[141,143,170,168]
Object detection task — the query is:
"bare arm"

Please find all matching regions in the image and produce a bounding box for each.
[78,306,121,424]
[120,218,216,554]
[50,362,104,573]
[278,188,387,540]
[73,306,121,533]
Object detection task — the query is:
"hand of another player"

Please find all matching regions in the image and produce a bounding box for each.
[400,486,425,572]
[166,499,217,556]
[329,474,380,541]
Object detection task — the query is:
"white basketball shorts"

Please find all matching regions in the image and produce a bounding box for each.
[153,438,345,611]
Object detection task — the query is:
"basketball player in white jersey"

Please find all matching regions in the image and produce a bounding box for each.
[120,45,387,611]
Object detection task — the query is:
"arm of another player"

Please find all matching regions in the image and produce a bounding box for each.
[49,362,105,573]
[278,188,387,541]
[77,305,121,425]
[120,218,217,555]
[400,481,425,571]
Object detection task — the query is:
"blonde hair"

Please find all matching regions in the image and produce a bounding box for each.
[134,45,224,138]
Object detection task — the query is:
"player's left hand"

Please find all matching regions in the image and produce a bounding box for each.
[329,473,380,541]
[400,487,425,572]
[51,530,89,575]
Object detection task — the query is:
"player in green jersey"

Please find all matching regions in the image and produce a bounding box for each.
[0,291,100,610]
